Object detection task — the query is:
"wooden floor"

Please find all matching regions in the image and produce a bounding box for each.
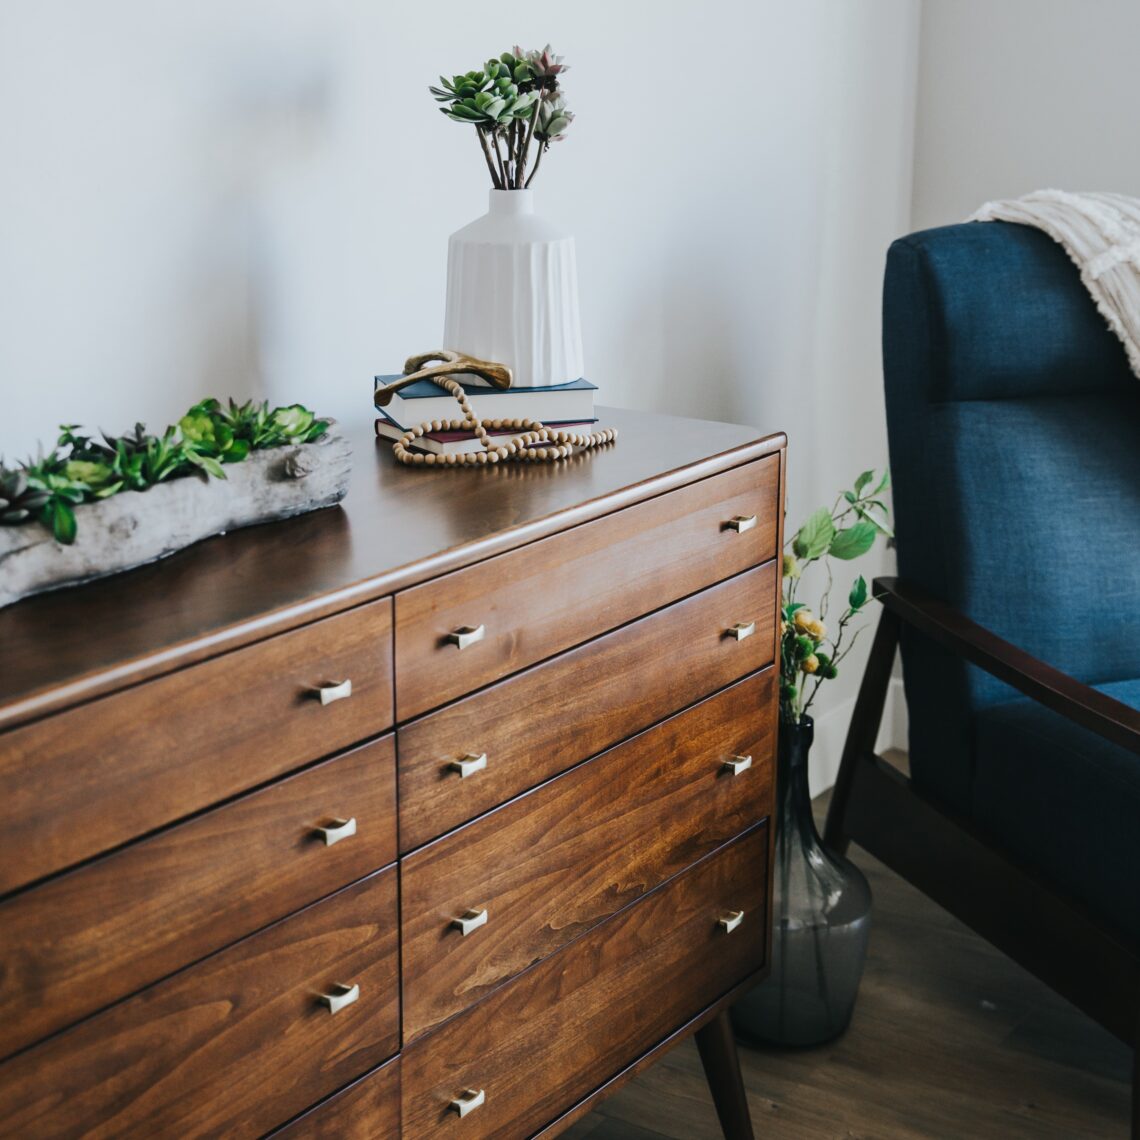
[564,766,1134,1139]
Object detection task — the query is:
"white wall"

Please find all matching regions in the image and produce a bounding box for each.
[1,1,919,785]
[912,0,1140,231]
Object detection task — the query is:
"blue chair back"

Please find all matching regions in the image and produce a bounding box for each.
[882,221,1140,811]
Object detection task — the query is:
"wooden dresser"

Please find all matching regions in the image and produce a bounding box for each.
[0,408,785,1139]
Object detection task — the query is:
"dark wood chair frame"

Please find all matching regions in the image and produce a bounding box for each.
[823,577,1140,1136]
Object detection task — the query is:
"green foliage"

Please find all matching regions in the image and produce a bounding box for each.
[780,471,891,724]
[0,398,331,546]
[429,45,573,189]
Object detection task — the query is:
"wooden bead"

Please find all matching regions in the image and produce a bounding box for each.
[389,375,618,467]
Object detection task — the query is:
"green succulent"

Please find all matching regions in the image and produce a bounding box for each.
[535,94,574,143]
[3,398,330,545]
[431,60,538,128]
[0,467,50,526]
[429,45,573,189]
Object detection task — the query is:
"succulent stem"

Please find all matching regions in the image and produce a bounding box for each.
[476,126,503,189]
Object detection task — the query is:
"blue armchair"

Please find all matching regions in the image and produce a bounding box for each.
[823,221,1140,1128]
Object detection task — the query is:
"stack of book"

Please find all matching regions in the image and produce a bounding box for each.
[374,375,600,458]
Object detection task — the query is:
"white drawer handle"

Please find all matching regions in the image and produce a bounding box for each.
[722,755,752,776]
[718,910,745,934]
[446,625,485,650]
[726,514,757,533]
[449,752,488,779]
[728,621,756,641]
[449,1088,486,1118]
[314,817,357,847]
[452,908,488,936]
[318,982,360,1014]
[317,679,353,706]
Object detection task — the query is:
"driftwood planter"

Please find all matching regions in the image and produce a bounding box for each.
[0,430,352,610]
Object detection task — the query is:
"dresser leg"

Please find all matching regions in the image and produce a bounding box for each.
[696,1009,756,1140]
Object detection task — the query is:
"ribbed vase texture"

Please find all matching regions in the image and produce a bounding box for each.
[443,189,584,389]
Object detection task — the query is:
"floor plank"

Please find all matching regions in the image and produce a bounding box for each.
[563,773,1134,1138]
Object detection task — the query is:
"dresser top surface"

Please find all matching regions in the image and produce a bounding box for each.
[0,407,784,728]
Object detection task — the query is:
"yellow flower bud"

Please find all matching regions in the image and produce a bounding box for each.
[807,618,827,642]
[782,553,800,580]
[779,619,788,636]
[793,609,814,635]
[802,654,820,674]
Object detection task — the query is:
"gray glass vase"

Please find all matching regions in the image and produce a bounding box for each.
[732,715,872,1046]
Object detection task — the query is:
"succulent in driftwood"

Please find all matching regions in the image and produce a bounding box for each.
[4,398,332,546]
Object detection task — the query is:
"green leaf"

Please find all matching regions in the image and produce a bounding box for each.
[854,469,875,496]
[871,470,891,496]
[783,602,807,618]
[792,506,836,560]
[829,521,878,560]
[186,451,227,480]
[848,574,868,610]
[47,498,77,544]
[223,438,250,463]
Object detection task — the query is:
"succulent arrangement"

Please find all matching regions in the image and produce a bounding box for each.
[0,399,330,545]
[430,45,573,190]
[780,470,892,724]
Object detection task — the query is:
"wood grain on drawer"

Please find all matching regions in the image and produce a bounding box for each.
[0,597,394,896]
[397,562,777,852]
[401,669,775,1040]
[0,869,400,1140]
[0,735,395,1063]
[272,1057,400,1139]
[394,457,778,719]
[401,825,768,1138]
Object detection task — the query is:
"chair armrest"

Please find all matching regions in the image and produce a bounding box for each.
[874,577,1140,755]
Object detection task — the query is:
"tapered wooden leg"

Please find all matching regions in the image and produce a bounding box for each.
[695,1009,755,1140]
[823,606,900,855]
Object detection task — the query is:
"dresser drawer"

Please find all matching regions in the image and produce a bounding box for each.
[394,457,779,719]
[401,669,775,1040]
[401,825,768,1138]
[0,597,394,895]
[272,1057,400,1139]
[0,735,395,1062]
[398,562,777,851]
[0,868,399,1140]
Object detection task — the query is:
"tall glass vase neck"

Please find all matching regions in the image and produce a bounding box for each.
[488,188,535,216]
[778,715,819,843]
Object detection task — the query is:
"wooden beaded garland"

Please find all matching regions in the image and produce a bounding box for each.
[390,375,617,467]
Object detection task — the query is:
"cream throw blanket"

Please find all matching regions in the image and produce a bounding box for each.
[970,189,1140,379]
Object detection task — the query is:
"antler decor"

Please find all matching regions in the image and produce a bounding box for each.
[375,350,615,467]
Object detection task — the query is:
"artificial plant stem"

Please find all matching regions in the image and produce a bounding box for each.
[524,141,545,188]
[492,130,508,188]
[477,127,503,189]
[518,101,540,189]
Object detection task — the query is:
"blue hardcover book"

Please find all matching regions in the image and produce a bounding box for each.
[375,375,596,424]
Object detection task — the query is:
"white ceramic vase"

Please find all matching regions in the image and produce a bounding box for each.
[443,189,584,388]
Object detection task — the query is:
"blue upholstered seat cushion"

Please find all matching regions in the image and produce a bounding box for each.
[972,678,1140,944]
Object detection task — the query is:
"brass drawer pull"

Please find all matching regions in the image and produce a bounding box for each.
[318,982,360,1014]
[722,755,752,776]
[449,752,488,779]
[449,1088,486,1118]
[728,621,756,641]
[452,908,488,936]
[314,817,357,847]
[718,910,745,934]
[446,624,486,650]
[726,514,757,533]
[317,679,353,705]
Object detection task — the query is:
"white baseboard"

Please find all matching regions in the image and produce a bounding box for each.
[807,678,907,797]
